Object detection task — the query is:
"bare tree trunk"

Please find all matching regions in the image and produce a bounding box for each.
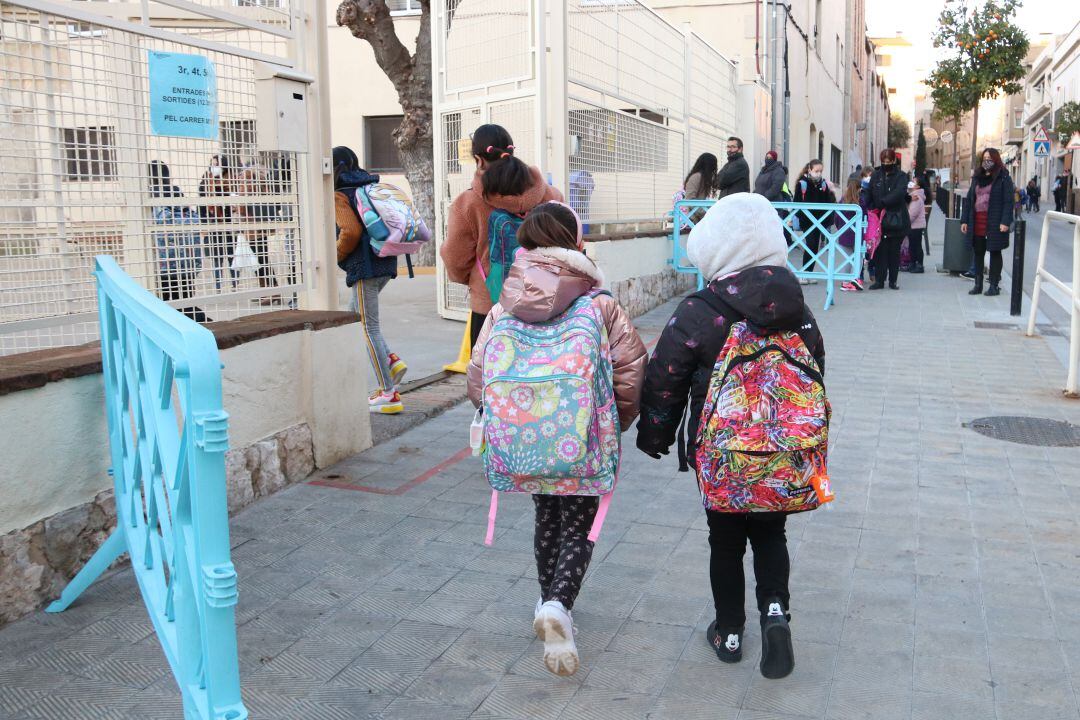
[398,119,436,267]
[337,0,437,267]
[951,116,959,218]
[970,102,980,175]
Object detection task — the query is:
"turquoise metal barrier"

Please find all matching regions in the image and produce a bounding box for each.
[671,199,866,309]
[47,256,247,720]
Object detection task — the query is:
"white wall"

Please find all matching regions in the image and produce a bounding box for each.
[586,235,672,285]
[0,323,369,535]
[326,2,415,194]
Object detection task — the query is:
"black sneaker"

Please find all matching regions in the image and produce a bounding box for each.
[960,270,977,280]
[910,263,925,274]
[706,621,743,663]
[984,284,1001,296]
[759,601,794,679]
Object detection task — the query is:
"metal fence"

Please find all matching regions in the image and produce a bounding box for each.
[0,0,322,355]
[47,256,245,720]
[672,199,866,310]
[432,0,739,319]
[1026,211,1080,398]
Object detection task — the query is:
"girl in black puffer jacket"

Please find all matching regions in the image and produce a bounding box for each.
[637,192,825,680]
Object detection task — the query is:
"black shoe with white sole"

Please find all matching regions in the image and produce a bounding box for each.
[706,621,743,664]
[759,601,795,679]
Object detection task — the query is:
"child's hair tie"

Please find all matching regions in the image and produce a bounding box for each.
[499,152,510,159]
[507,145,515,151]
[486,145,494,153]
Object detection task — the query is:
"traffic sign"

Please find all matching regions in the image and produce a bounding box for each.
[1068,132,1080,151]
[1033,125,1050,143]
[1034,140,1051,157]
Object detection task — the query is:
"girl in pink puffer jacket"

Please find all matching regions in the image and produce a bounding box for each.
[467,202,647,678]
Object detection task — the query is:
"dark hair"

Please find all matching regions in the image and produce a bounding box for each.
[332,145,359,189]
[804,159,824,174]
[472,124,533,198]
[684,153,719,195]
[728,136,744,150]
[148,160,171,184]
[879,148,898,164]
[518,203,579,251]
[977,147,1004,177]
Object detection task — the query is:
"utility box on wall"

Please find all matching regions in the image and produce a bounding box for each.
[255,63,308,153]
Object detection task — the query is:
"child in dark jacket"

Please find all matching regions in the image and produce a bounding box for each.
[333,145,408,414]
[637,192,826,680]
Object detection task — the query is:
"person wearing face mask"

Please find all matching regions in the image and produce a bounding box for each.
[753,150,788,202]
[792,160,834,282]
[867,149,910,290]
[960,148,1014,297]
[716,137,750,199]
[198,155,234,290]
[905,180,926,274]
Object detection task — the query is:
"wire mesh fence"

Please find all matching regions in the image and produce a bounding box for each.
[432,0,741,317]
[0,1,310,355]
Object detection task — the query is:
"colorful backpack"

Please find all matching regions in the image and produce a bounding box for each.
[695,320,832,513]
[478,210,526,303]
[353,182,431,258]
[479,291,619,544]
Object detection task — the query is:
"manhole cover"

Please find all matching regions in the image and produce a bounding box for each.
[964,416,1080,447]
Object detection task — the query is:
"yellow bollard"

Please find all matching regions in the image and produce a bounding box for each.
[443,314,473,374]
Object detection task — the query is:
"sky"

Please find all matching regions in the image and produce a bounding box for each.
[865,0,1064,57]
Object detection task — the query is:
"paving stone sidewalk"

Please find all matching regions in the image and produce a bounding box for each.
[2,235,1080,719]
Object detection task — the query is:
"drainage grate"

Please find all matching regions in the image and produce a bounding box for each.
[963,416,1080,447]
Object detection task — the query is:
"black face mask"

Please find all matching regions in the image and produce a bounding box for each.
[883,163,897,173]
[764,157,776,167]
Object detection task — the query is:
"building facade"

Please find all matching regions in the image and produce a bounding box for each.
[1020,21,1079,208]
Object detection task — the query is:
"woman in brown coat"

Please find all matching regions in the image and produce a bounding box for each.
[441,124,563,346]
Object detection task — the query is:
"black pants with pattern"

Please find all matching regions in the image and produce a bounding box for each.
[534,495,599,611]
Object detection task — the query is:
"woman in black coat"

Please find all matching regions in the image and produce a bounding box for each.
[867,148,910,290]
[960,148,1014,296]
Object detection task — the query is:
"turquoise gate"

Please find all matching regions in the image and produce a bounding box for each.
[671,199,866,309]
[47,257,247,720]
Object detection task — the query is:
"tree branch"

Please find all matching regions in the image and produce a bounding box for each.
[337,0,416,101]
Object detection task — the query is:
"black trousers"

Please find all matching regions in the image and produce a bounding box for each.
[907,229,925,266]
[972,235,1003,285]
[469,311,488,348]
[707,511,790,629]
[534,495,599,610]
[874,235,903,285]
[801,227,823,273]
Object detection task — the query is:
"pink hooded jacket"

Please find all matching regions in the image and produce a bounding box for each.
[466,247,647,430]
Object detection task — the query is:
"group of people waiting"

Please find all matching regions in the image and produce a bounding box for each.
[148,156,293,320]
[681,144,935,290]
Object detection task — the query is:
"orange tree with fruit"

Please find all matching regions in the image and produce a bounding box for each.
[926,0,1029,192]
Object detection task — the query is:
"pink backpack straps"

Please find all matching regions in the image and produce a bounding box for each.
[484,489,499,546]
[587,491,614,542]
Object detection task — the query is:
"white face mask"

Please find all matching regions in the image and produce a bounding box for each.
[210,166,222,177]
[810,171,822,180]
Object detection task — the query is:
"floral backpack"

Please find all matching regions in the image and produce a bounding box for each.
[479,290,619,545]
[695,320,833,513]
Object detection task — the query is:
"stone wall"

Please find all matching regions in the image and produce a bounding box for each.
[610,267,697,319]
[0,423,315,626]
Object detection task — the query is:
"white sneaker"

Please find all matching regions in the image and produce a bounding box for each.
[799,278,819,285]
[368,391,403,414]
[533,600,579,676]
